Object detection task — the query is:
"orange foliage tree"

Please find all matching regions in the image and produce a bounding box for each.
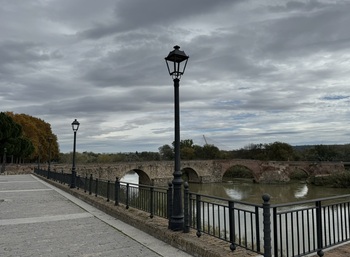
[6,112,59,162]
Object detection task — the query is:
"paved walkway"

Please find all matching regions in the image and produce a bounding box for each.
[0,174,193,257]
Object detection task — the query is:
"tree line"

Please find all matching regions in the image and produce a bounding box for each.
[59,140,350,164]
[3,111,350,164]
[0,112,59,163]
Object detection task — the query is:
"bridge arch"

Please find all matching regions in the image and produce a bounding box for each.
[289,167,309,180]
[182,167,201,183]
[121,169,152,185]
[222,165,255,182]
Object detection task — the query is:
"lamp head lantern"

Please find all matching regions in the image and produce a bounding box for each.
[165,45,189,79]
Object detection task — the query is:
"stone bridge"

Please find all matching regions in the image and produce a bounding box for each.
[45,159,345,186]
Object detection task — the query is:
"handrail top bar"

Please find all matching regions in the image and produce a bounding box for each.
[271,193,350,208]
[189,191,262,208]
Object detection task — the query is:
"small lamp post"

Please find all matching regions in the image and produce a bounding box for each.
[1,148,7,173]
[47,137,52,179]
[70,119,80,188]
[165,45,189,231]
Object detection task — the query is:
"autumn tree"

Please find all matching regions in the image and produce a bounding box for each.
[6,112,59,162]
[0,112,35,162]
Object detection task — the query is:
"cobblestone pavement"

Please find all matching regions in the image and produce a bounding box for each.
[0,174,192,257]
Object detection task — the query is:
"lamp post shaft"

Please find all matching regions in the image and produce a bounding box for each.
[71,131,77,188]
[169,77,184,231]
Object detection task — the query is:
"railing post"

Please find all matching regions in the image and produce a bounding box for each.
[77,175,80,190]
[167,182,173,229]
[183,182,190,233]
[84,175,87,193]
[150,184,154,218]
[126,183,130,209]
[115,177,119,206]
[229,201,236,251]
[107,180,110,202]
[89,174,92,195]
[196,194,202,238]
[316,201,324,257]
[262,194,272,257]
[95,178,98,197]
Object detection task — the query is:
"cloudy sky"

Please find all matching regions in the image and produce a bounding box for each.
[1,0,350,153]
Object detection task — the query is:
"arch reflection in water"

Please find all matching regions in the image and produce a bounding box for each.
[294,184,308,199]
[120,171,139,199]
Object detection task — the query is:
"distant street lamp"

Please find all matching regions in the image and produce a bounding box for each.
[1,148,7,173]
[70,119,80,188]
[165,45,189,231]
[47,137,52,179]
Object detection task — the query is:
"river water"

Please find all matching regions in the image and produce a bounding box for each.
[121,171,350,204]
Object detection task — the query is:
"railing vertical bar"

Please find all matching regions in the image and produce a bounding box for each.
[273,207,278,257]
[244,212,247,248]
[291,212,295,257]
[125,183,130,209]
[84,175,87,193]
[95,178,98,197]
[329,206,332,245]
[347,203,350,239]
[183,184,189,231]
[332,205,336,245]
[115,177,119,206]
[316,201,323,256]
[285,214,289,257]
[279,214,283,257]
[196,194,202,237]
[167,182,173,229]
[250,212,254,251]
[238,209,241,245]
[302,210,306,254]
[228,201,236,252]
[106,180,110,202]
[218,206,221,239]
[150,185,154,218]
[256,206,261,254]
[297,211,300,255]
[89,174,92,195]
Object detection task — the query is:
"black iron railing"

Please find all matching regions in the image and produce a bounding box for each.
[34,168,350,257]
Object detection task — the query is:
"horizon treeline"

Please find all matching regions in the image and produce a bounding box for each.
[3,112,350,164]
[58,141,350,164]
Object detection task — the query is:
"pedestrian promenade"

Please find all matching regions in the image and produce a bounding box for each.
[0,174,192,257]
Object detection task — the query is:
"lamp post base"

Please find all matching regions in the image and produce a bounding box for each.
[169,215,184,231]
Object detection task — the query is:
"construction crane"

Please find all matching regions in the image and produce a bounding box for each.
[203,135,208,145]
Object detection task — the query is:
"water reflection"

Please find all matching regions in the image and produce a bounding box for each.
[119,172,350,204]
[189,179,350,204]
[294,184,308,198]
[120,171,139,184]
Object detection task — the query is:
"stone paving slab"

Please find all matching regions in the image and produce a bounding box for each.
[0,175,192,257]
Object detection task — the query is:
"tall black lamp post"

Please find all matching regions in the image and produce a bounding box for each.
[47,137,52,179]
[165,45,189,231]
[70,119,80,188]
[1,148,7,173]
